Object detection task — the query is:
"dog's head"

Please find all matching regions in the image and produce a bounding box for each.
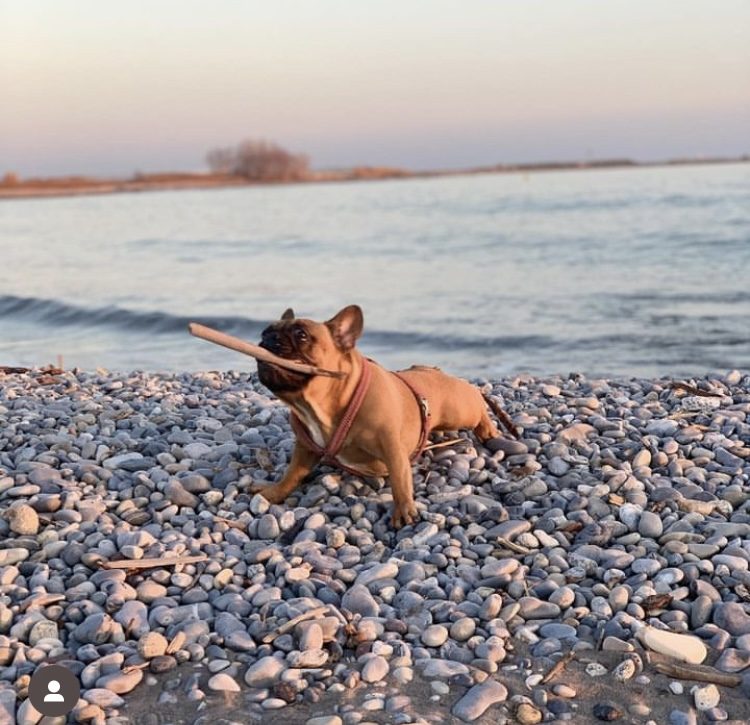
[257,305,363,394]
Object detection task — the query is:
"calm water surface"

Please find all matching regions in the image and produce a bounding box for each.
[1,163,749,378]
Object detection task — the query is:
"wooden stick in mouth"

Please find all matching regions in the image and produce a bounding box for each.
[188,322,346,379]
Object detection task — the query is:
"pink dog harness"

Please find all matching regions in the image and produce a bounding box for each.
[290,358,431,475]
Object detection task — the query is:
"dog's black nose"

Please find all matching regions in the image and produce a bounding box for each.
[261,330,282,353]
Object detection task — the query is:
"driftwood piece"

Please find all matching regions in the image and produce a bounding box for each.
[542,650,575,684]
[424,437,469,451]
[20,593,66,612]
[100,554,207,570]
[495,537,531,555]
[188,322,345,378]
[669,381,723,398]
[653,660,742,687]
[262,605,329,644]
[213,515,250,531]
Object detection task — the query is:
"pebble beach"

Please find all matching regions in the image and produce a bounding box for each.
[1,367,750,725]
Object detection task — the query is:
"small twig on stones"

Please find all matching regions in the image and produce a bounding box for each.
[653,661,742,687]
[541,650,575,684]
[122,662,151,674]
[495,537,531,555]
[213,515,248,531]
[20,593,66,612]
[262,606,329,644]
[99,554,208,570]
[669,381,723,398]
[423,437,468,451]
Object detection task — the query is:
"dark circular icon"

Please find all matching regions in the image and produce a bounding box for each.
[28,664,80,717]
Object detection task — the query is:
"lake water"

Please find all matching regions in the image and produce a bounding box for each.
[1,163,749,378]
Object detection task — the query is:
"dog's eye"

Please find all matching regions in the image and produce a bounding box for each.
[294,328,309,342]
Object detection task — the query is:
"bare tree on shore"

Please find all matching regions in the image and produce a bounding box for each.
[206,140,310,181]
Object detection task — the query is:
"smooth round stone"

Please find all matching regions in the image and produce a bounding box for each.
[609,586,629,612]
[392,666,413,685]
[713,555,749,572]
[451,679,508,721]
[245,656,286,687]
[691,596,713,629]
[549,587,575,609]
[450,618,476,642]
[715,648,750,673]
[150,655,177,673]
[619,504,642,531]
[136,581,167,602]
[421,625,449,647]
[163,479,199,508]
[602,636,634,653]
[519,597,561,619]
[299,623,323,651]
[0,548,29,566]
[421,660,469,679]
[547,457,570,476]
[639,627,707,664]
[539,623,577,640]
[97,669,143,694]
[208,673,240,692]
[553,684,576,698]
[356,562,398,587]
[138,632,168,659]
[692,683,720,711]
[431,681,450,695]
[258,514,280,539]
[515,702,543,724]
[613,658,636,682]
[631,558,661,576]
[361,656,389,683]
[342,585,379,618]
[6,504,39,535]
[28,620,58,645]
[638,511,663,538]
[736,634,750,652]
[262,698,287,710]
[713,603,750,636]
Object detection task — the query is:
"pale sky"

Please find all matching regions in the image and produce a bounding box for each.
[1,0,749,176]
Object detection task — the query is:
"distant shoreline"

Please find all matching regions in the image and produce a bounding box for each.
[1,155,747,201]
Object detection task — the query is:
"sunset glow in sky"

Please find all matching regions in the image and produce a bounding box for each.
[2,0,749,175]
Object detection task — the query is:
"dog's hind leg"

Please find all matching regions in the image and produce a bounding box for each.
[474,409,500,442]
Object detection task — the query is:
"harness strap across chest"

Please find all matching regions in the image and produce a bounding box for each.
[289,358,431,475]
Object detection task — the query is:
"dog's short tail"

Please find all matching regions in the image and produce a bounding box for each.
[484,395,520,439]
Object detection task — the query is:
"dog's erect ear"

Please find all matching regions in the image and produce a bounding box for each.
[325,305,364,351]
[281,308,295,321]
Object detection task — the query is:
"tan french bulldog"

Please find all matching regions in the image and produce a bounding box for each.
[253,305,517,528]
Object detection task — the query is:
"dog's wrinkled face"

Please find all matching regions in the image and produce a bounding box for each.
[257,305,363,394]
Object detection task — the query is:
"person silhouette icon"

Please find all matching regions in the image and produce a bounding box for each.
[43,680,65,703]
[29,663,79,715]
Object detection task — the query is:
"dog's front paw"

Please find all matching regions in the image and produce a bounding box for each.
[248,483,288,505]
[391,500,418,529]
